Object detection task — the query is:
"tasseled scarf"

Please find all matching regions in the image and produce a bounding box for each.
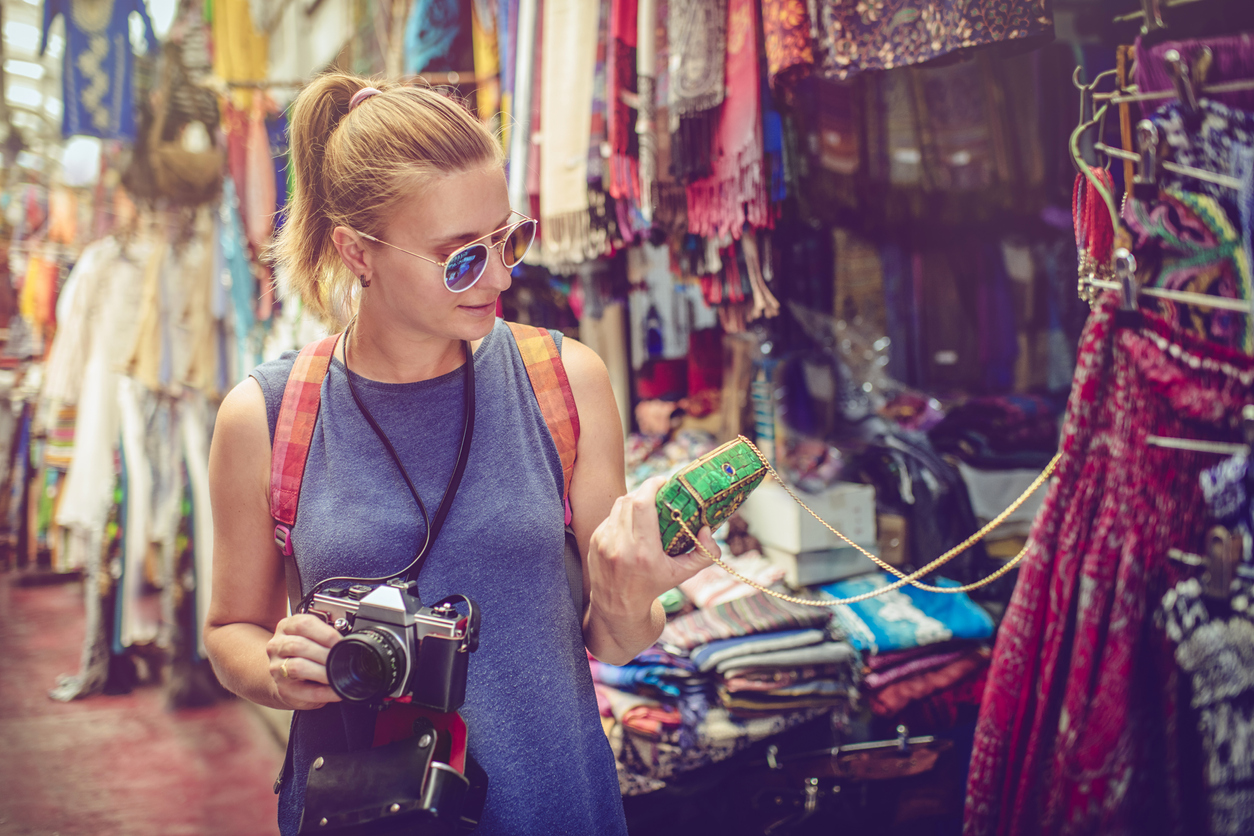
[685,0,770,239]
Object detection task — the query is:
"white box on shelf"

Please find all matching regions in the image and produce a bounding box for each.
[762,545,880,589]
[738,478,877,554]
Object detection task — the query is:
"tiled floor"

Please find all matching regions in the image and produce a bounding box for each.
[0,572,285,836]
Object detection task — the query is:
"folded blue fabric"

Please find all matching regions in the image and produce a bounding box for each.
[690,629,828,673]
[819,573,994,655]
[590,662,695,697]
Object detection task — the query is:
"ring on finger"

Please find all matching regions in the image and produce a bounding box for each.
[281,659,290,679]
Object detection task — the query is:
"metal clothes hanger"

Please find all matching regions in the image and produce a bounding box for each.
[1084,248,1254,316]
[1069,68,1122,233]
[1165,405,1254,601]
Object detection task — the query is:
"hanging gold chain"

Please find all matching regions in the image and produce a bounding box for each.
[668,438,1062,608]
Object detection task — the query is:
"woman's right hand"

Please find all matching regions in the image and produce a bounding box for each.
[266,614,344,710]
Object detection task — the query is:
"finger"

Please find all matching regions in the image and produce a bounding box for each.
[630,476,669,540]
[275,655,331,686]
[669,527,719,575]
[279,614,343,647]
[277,635,333,667]
[695,526,721,560]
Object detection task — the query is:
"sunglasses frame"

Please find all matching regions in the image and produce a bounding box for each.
[355,212,537,293]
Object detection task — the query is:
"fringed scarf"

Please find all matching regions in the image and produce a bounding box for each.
[685,0,770,239]
[667,0,725,183]
[539,0,602,268]
[607,0,640,204]
[652,0,690,238]
[587,0,619,255]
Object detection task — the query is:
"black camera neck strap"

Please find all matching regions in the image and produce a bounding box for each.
[340,320,476,587]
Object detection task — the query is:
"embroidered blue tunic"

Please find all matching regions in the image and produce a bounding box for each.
[40,0,156,140]
[251,320,627,836]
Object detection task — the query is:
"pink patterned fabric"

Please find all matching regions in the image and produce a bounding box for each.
[269,334,339,528]
[963,294,1254,836]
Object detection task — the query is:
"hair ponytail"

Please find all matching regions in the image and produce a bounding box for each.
[269,72,502,328]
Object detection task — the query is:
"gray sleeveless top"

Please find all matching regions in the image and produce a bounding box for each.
[251,319,627,836]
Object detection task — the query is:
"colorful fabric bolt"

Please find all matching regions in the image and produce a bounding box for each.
[714,640,858,675]
[821,573,994,655]
[689,628,828,672]
[659,590,833,651]
[867,646,989,717]
[861,646,971,691]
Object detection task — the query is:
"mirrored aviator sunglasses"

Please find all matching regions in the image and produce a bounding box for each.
[443,218,538,292]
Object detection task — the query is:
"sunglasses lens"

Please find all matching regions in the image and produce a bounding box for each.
[445,245,488,291]
[502,220,537,268]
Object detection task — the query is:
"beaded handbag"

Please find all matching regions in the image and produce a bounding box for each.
[655,435,1059,608]
[656,436,769,556]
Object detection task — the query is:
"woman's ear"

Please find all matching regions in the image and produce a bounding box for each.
[331,226,371,281]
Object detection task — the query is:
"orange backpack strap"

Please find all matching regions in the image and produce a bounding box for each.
[270,334,340,608]
[507,323,580,522]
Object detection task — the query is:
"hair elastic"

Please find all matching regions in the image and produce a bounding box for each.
[349,87,382,111]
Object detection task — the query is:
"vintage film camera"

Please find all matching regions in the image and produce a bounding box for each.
[298,581,485,835]
[306,579,480,710]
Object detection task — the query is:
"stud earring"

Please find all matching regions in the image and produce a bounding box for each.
[359,274,370,288]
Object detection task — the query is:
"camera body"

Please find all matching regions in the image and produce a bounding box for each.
[307,580,478,712]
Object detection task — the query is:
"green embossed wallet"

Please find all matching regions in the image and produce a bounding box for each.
[656,436,769,556]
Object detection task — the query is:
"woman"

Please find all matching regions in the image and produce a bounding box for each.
[204,73,719,835]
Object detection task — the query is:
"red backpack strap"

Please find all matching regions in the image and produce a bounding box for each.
[270,334,340,569]
[507,323,580,522]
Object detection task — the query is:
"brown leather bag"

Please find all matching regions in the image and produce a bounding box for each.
[148,54,223,206]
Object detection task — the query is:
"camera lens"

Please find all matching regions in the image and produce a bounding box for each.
[326,628,405,702]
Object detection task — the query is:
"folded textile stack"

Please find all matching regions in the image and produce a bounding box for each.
[692,628,858,716]
[821,572,994,731]
[592,589,858,795]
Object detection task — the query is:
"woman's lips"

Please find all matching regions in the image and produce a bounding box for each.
[458,301,496,316]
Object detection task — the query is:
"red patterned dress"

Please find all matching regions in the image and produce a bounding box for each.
[964,294,1254,836]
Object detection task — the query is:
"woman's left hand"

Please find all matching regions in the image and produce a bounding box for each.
[586,475,720,624]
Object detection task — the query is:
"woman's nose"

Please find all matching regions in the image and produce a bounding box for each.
[479,250,514,292]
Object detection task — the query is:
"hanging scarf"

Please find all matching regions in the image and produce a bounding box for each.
[667,0,725,115]
[814,0,1052,81]
[404,0,464,74]
[587,0,620,253]
[538,0,602,267]
[607,0,640,204]
[667,0,725,183]
[471,0,500,125]
[761,0,815,91]
[497,0,515,148]
[685,0,769,239]
[636,0,660,224]
[652,0,690,238]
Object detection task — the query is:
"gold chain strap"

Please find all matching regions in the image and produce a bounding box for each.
[670,439,1062,608]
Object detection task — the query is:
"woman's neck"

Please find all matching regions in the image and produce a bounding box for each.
[341,308,472,384]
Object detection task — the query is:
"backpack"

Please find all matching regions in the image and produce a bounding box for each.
[268,323,582,614]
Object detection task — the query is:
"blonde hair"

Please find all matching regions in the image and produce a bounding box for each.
[270,72,503,327]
